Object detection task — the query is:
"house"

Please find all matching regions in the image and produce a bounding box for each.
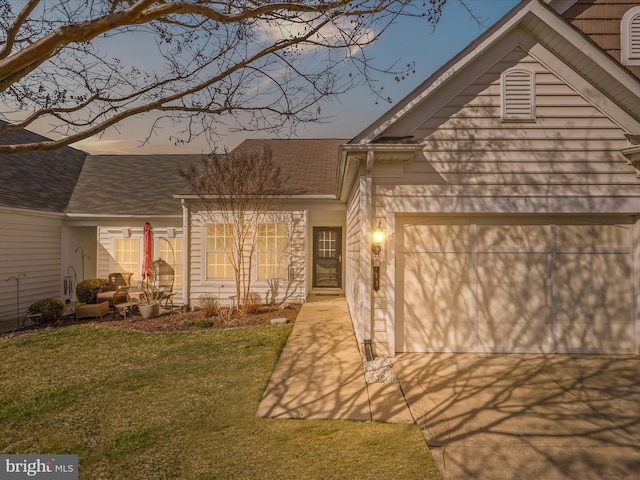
[2,0,640,356]
[336,0,640,356]
[0,125,87,330]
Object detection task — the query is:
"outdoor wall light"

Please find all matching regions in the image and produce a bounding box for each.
[372,228,385,291]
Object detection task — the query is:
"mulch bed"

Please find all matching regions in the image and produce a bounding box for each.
[1,304,300,339]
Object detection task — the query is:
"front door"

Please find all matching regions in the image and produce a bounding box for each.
[312,227,342,289]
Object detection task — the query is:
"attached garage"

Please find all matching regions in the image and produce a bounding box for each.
[396,216,635,354]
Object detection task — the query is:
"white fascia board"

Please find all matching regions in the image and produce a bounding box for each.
[336,143,425,201]
[0,206,64,219]
[546,0,576,15]
[174,194,336,200]
[351,0,535,144]
[64,213,182,219]
[352,0,640,144]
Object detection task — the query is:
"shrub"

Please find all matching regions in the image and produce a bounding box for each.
[76,278,110,304]
[180,320,194,327]
[242,292,263,314]
[27,298,65,324]
[198,293,220,317]
[194,319,213,328]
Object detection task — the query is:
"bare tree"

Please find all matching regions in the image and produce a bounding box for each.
[181,145,302,308]
[0,0,448,154]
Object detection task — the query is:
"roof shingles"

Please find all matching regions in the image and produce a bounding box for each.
[0,126,87,212]
[220,138,346,196]
[66,155,204,216]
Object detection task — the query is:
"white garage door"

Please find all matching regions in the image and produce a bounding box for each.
[397,216,634,353]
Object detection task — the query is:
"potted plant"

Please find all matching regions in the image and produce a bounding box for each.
[138,279,162,319]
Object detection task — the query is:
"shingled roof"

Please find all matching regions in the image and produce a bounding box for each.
[66,155,204,216]
[180,138,346,197]
[0,124,87,213]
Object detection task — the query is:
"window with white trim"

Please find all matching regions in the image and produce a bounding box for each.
[114,238,140,283]
[501,68,535,122]
[206,224,234,279]
[257,223,286,279]
[621,7,640,66]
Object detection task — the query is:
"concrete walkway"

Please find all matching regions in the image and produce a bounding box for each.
[257,296,412,423]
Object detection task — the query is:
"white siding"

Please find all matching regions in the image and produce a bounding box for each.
[364,47,640,354]
[378,50,640,211]
[97,225,184,304]
[0,210,63,326]
[345,181,364,344]
[187,209,306,309]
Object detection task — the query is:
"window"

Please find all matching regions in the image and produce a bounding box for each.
[622,7,640,66]
[158,238,183,290]
[206,224,234,279]
[501,68,535,121]
[258,223,286,279]
[114,238,140,283]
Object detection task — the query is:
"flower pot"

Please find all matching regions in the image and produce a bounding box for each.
[139,302,160,319]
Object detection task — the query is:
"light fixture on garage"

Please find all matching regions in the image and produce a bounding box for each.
[372,227,385,291]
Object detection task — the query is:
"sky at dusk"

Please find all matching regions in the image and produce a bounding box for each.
[71,0,520,155]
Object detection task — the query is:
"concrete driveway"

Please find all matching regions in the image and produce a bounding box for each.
[393,353,640,480]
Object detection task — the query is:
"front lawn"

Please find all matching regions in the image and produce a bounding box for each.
[0,325,441,479]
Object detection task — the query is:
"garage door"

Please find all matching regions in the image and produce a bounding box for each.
[397,216,634,353]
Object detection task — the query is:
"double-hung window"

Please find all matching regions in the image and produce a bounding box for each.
[114,238,140,283]
[258,223,286,279]
[206,224,234,279]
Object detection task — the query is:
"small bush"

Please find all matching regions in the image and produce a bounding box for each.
[27,298,65,324]
[194,319,213,328]
[198,294,220,317]
[180,320,194,327]
[76,278,110,304]
[242,292,263,314]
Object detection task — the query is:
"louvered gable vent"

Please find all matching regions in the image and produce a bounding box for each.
[630,13,640,59]
[622,7,640,65]
[501,69,535,121]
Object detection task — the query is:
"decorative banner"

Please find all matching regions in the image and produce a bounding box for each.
[0,455,78,480]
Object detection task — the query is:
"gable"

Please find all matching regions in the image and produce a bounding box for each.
[352,0,640,146]
[562,0,640,78]
[405,46,628,146]
[397,46,638,195]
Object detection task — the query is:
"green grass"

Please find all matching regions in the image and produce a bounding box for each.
[0,326,441,479]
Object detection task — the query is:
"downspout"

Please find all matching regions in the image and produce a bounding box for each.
[364,149,375,357]
[181,199,191,311]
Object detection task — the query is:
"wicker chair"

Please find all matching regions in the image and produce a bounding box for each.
[148,260,175,308]
[97,272,132,307]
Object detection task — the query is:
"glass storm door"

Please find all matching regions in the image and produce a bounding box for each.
[313,227,342,288]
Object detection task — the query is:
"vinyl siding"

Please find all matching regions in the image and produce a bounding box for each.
[345,180,364,344]
[366,47,640,352]
[188,210,306,308]
[97,225,184,303]
[394,50,637,199]
[0,211,63,325]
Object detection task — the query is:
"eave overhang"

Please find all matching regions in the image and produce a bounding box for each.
[622,145,640,177]
[336,143,424,202]
[351,0,640,144]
